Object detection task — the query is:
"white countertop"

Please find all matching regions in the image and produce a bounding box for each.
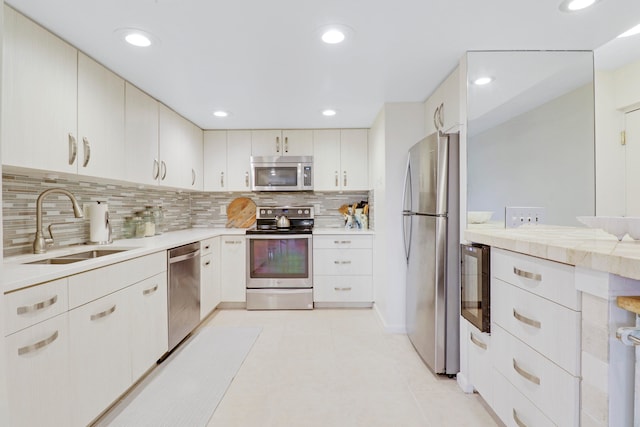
[464,225,640,281]
[2,228,245,293]
[2,227,375,293]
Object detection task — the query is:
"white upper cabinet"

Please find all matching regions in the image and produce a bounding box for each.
[77,53,126,180]
[425,66,460,135]
[158,104,203,190]
[204,130,228,191]
[251,129,313,156]
[2,5,78,174]
[226,130,252,191]
[125,83,160,186]
[313,129,369,191]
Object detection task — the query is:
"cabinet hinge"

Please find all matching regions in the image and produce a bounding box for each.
[621,131,627,146]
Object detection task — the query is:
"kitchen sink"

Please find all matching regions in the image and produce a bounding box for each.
[26,249,131,265]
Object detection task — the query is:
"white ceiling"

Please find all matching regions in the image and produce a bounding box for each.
[6,0,640,130]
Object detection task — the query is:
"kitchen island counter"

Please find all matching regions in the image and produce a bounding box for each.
[465,225,640,281]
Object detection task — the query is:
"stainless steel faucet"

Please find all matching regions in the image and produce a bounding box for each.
[33,188,84,254]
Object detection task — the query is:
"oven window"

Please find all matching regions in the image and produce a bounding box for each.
[249,238,309,278]
[255,167,298,187]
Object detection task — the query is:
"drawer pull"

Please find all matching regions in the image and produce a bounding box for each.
[204,245,211,250]
[333,240,352,244]
[203,260,211,266]
[225,240,241,245]
[512,409,528,427]
[143,285,158,296]
[90,305,116,321]
[513,267,542,281]
[334,287,352,291]
[513,358,540,385]
[469,332,487,350]
[17,295,58,315]
[513,309,541,329]
[18,330,59,356]
[334,260,352,265]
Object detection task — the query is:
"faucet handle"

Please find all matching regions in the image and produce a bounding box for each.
[46,223,67,247]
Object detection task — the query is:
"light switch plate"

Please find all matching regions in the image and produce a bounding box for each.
[505,206,545,228]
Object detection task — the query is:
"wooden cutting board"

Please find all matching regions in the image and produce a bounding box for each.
[226,197,257,228]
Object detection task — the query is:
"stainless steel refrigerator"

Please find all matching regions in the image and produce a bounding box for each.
[402,131,460,375]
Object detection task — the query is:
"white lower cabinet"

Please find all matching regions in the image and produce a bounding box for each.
[201,236,221,318]
[493,370,555,427]
[69,287,132,427]
[6,312,70,427]
[466,322,492,407]
[220,235,246,303]
[130,273,168,380]
[313,235,373,305]
[470,247,582,427]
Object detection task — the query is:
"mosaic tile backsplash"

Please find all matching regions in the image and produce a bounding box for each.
[3,172,371,257]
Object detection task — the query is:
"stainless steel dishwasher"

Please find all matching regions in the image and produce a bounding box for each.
[167,242,201,350]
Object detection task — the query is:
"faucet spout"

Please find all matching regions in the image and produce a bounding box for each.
[33,188,84,254]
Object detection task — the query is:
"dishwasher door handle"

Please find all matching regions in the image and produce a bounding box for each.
[169,250,200,264]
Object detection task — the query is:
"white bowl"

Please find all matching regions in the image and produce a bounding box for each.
[468,211,493,224]
[626,217,640,240]
[577,216,628,241]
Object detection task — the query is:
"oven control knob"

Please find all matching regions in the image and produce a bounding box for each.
[267,210,272,214]
[298,209,302,214]
[260,209,266,215]
[304,209,309,214]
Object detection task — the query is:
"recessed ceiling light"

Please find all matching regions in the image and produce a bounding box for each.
[618,23,640,38]
[322,109,337,117]
[115,28,158,47]
[322,29,345,44]
[213,111,229,117]
[472,76,493,86]
[318,24,353,45]
[559,0,598,12]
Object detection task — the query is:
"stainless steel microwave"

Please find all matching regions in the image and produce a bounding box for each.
[250,156,313,191]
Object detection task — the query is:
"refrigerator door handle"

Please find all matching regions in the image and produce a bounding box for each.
[402,156,413,262]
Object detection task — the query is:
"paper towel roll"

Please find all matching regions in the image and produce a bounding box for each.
[89,202,110,243]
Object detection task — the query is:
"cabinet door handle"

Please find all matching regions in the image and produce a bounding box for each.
[204,245,211,250]
[203,260,211,266]
[68,133,77,165]
[17,330,59,356]
[153,159,160,180]
[17,295,58,315]
[245,172,249,187]
[512,358,540,385]
[513,267,542,281]
[433,107,440,131]
[343,171,347,187]
[334,260,352,265]
[82,137,91,167]
[512,409,528,427]
[438,103,444,128]
[284,136,288,153]
[90,305,116,321]
[143,285,158,295]
[513,309,541,329]
[160,161,167,180]
[334,287,352,291]
[220,171,224,188]
[335,171,338,187]
[469,332,487,350]
[192,168,196,186]
[276,136,280,153]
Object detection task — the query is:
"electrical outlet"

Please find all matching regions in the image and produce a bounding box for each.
[220,205,226,215]
[505,206,545,228]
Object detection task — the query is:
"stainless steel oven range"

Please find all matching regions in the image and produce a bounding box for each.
[246,206,314,310]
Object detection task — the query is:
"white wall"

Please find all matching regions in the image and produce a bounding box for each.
[467,84,595,226]
[370,102,425,332]
[594,59,640,216]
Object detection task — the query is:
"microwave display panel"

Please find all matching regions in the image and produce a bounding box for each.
[254,166,298,187]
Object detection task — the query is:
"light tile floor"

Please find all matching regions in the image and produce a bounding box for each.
[204,308,500,427]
